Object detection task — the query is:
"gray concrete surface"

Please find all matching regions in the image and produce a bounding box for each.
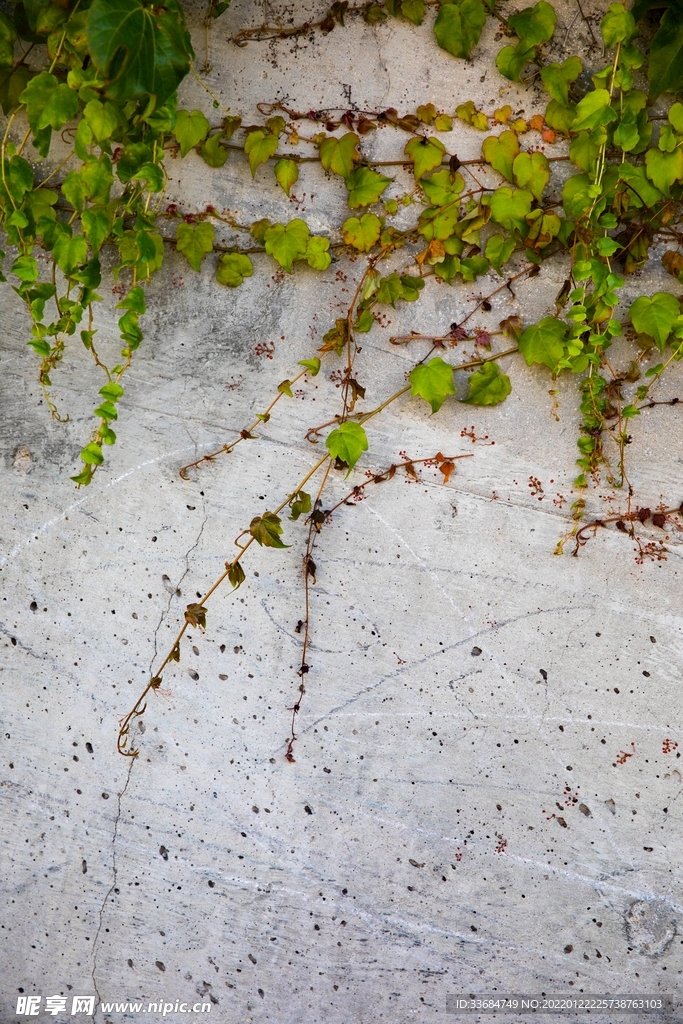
[2,2,683,1022]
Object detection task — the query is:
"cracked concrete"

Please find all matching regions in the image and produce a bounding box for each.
[2,1,683,1022]
[91,761,136,1019]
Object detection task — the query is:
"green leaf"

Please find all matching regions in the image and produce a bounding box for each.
[81,157,115,204]
[354,309,375,332]
[298,357,321,375]
[409,356,455,413]
[116,142,152,182]
[53,234,88,276]
[508,0,556,47]
[84,98,119,142]
[482,131,520,182]
[20,72,55,130]
[318,132,358,177]
[131,162,164,192]
[249,511,289,548]
[86,0,193,102]
[544,99,576,134]
[569,130,603,172]
[619,163,663,207]
[174,109,210,157]
[376,272,405,305]
[342,213,382,251]
[404,135,446,179]
[0,65,32,117]
[0,9,17,66]
[345,166,391,208]
[630,292,680,350]
[99,382,124,400]
[398,0,426,24]
[669,101,683,133]
[561,172,593,219]
[118,309,142,350]
[571,89,617,132]
[4,155,33,204]
[71,465,94,486]
[645,147,683,196]
[512,150,550,201]
[540,56,582,106]
[488,186,533,234]
[496,43,536,81]
[420,168,465,205]
[645,9,683,98]
[80,442,104,465]
[244,130,279,177]
[116,286,146,313]
[175,221,214,272]
[20,72,78,131]
[11,254,39,285]
[464,361,511,405]
[305,235,331,271]
[200,132,229,167]
[94,400,118,420]
[289,489,312,520]
[274,157,298,196]
[460,255,490,280]
[595,236,620,256]
[614,119,643,152]
[434,0,487,59]
[264,218,310,272]
[485,233,516,274]
[216,252,253,287]
[600,3,635,48]
[518,316,568,370]
[325,421,369,471]
[400,275,426,300]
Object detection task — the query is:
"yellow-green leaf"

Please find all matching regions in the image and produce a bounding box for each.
[274,158,298,196]
[409,356,455,413]
[464,361,511,405]
[342,213,382,251]
[512,150,550,200]
[405,135,446,179]
[318,132,358,177]
[216,252,253,287]
[244,130,278,177]
[482,130,520,182]
[174,109,210,157]
[176,221,214,271]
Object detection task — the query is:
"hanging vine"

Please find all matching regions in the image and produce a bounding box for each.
[2,0,683,754]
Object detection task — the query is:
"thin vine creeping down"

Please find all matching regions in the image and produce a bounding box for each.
[3,0,683,753]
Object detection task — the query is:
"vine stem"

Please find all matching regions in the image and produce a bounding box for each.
[118,449,333,756]
[285,459,333,761]
[178,366,312,477]
[118,333,515,755]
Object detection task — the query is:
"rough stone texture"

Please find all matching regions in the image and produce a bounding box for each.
[1,3,683,1023]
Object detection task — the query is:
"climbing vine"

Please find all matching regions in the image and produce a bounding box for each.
[3,0,683,754]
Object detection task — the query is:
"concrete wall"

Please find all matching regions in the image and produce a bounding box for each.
[1,2,682,1022]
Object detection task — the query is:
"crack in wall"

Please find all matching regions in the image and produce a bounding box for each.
[150,481,208,674]
[90,758,134,1024]
[89,478,208,1021]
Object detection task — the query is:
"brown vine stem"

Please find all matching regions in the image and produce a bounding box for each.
[118,449,333,756]
[178,365,313,478]
[572,504,683,557]
[231,1,442,46]
[286,459,333,762]
[284,450,474,761]
[118,335,519,756]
